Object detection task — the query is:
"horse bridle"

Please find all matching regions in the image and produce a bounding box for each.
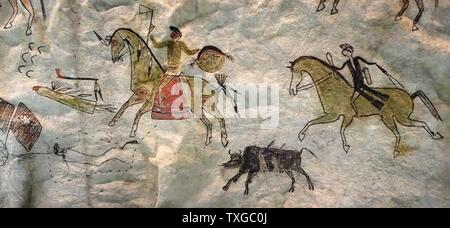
[113,32,129,61]
[295,71,333,93]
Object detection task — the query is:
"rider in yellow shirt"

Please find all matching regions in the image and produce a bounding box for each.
[149,26,200,93]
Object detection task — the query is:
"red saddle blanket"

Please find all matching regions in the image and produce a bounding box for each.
[151,76,193,120]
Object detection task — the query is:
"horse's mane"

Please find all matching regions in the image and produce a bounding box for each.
[291,56,352,87]
[111,28,164,71]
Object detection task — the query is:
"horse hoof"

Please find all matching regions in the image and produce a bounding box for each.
[344,145,350,153]
[316,4,325,12]
[26,29,32,36]
[222,138,229,148]
[223,186,229,191]
[331,9,339,15]
[298,133,306,142]
[289,188,295,193]
[4,23,12,29]
[433,132,443,140]
[393,150,401,159]
[108,121,116,127]
[309,185,315,191]
[395,16,402,21]
[412,25,419,31]
[129,132,137,138]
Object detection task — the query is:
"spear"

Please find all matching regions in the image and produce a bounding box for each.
[40,0,47,21]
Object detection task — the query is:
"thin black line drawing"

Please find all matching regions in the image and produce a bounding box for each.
[316,0,340,15]
[17,42,47,78]
[288,49,443,158]
[315,0,439,31]
[21,52,30,63]
[11,136,138,176]
[40,0,46,22]
[395,0,439,31]
[222,141,317,195]
[25,70,33,78]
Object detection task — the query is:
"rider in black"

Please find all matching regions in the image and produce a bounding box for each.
[336,44,390,113]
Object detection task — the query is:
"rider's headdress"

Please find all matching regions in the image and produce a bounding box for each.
[170,26,182,38]
[340,43,354,52]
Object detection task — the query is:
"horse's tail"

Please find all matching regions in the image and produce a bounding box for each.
[411,90,442,121]
[215,74,239,115]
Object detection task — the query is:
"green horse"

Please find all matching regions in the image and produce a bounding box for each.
[288,56,443,157]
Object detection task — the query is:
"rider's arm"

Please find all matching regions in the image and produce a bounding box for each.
[150,35,168,48]
[334,60,350,71]
[180,42,200,55]
[356,57,389,75]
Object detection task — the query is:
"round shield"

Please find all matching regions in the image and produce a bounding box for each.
[195,46,232,73]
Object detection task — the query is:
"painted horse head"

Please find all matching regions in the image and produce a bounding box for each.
[287,59,306,96]
[109,29,129,63]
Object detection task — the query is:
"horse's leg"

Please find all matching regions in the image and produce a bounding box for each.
[340,115,354,153]
[412,0,424,31]
[331,0,340,15]
[396,116,443,140]
[381,117,402,158]
[396,0,410,21]
[19,0,34,36]
[200,111,213,146]
[130,98,154,138]
[285,170,296,193]
[299,113,341,142]
[109,94,143,127]
[204,103,229,147]
[317,0,327,12]
[4,0,19,29]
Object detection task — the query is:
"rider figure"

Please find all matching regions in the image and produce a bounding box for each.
[336,44,390,114]
[149,25,200,94]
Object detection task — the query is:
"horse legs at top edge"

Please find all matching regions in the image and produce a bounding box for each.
[130,99,154,138]
[200,112,213,146]
[317,0,327,12]
[412,0,424,31]
[299,114,341,142]
[340,115,354,153]
[331,0,340,15]
[381,117,402,158]
[20,0,35,36]
[396,116,443,140]
[396,0,410,21]
[109,94,144,127]
[4,0,19,29]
